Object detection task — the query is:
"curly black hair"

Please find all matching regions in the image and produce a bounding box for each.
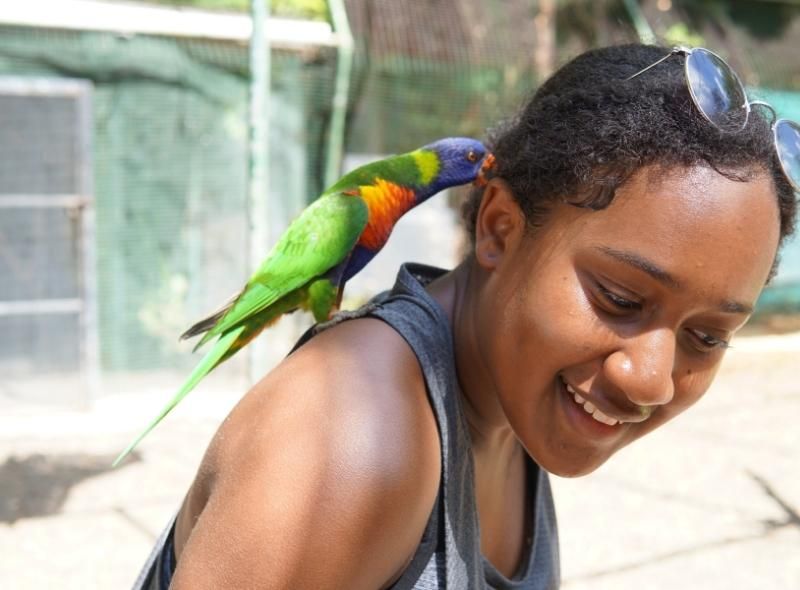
[464,43,797,251]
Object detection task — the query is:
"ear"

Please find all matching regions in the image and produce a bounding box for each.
[474,178,526,270]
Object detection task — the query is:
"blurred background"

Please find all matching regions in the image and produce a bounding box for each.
[0,1,797,588]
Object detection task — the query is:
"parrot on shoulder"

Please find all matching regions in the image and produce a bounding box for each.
[113,137,494,465]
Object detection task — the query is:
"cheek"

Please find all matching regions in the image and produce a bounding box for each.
[510,272,602,359]
[491,272,594,389]
[675,361,721,409]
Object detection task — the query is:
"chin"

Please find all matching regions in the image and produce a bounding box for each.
[546,463,602,479]
[528,447,611,479]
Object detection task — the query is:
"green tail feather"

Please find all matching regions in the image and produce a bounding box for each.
[112,325,247,467]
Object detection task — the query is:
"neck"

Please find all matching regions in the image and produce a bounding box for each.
[413,178,446,205]
[427,260,519,458]
[418,171,462,203]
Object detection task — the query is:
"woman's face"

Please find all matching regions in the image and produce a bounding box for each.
[474,165,780,477]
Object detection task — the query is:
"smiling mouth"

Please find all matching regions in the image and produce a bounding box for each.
[560,377,629,427]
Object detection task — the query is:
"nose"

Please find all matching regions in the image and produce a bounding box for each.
[603,328,676,408]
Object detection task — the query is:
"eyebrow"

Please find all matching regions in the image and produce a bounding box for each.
[595,246,753,315]
[597,246,681,289]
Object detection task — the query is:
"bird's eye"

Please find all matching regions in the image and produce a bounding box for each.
[466,150,479,163]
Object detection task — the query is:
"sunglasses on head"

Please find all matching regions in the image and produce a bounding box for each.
[626,46,800,192]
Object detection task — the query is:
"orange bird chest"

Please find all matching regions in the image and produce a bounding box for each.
[355,179,417,250]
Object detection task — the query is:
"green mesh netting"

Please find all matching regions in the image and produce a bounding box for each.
[0,25,335,372]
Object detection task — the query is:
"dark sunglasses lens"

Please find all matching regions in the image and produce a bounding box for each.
[775,119,800,191]
[685,49,748,131]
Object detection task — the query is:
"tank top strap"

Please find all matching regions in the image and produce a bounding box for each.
[365,263,487,588]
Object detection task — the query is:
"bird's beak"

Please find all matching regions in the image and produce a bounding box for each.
[474,153,495,187]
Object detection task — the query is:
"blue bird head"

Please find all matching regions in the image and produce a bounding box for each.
[420,137,494,199]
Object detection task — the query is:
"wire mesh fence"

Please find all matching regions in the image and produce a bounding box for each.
[0,22,338,401]
[0,76,95,405]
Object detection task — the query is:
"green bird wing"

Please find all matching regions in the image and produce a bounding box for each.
[201,192,368,341]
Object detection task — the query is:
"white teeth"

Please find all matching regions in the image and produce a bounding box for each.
[590,407,619,426]
[564,378,620,426]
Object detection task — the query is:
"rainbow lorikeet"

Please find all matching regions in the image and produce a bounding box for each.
[113,137,494,465]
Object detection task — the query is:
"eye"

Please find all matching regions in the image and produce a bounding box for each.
[466,150,479,163]
[687,329,730,354]
[595,282,641,314]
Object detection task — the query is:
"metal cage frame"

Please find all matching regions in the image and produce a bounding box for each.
[0,76,99,406]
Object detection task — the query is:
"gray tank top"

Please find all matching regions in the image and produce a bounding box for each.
[132,263,560,590]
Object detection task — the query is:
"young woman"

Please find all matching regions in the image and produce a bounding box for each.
[135,43,798,589]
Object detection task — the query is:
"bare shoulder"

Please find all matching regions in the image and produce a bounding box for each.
[173,318,441,590]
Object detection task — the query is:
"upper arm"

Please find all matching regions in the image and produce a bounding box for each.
[171,319,441,590]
